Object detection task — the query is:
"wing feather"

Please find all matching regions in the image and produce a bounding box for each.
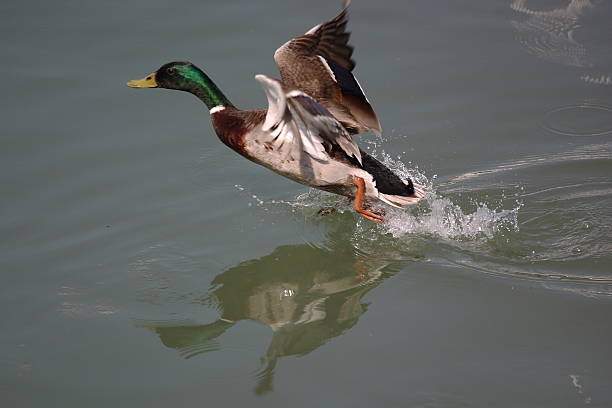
[255,75,362,165]
[273,0,381,136]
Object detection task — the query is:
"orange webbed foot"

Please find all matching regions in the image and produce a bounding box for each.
[353,177,385,224]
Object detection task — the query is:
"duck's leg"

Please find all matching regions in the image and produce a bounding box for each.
[353,177,384,223]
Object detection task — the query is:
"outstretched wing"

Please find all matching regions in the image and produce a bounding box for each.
[273,0,381,136]
[255,74,362,165]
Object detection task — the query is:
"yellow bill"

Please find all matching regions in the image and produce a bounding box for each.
[127,72,158,88]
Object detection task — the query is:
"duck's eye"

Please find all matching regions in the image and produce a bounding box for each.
[167,67,176,75]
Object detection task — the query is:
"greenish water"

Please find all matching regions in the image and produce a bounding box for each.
[2,0,611,406]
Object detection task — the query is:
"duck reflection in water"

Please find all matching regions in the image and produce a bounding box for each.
[136,224,415,394]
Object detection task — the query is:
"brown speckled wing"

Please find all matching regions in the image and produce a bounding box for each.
[273,5,352,98]
[273,1,381,136]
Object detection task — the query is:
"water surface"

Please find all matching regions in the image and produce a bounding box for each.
[1,0,611,406]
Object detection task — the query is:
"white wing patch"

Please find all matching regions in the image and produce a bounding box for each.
[305,23,321,35]
[352,75,370,103]
[256,74,286,131]
[286,90,309,98]
[317,56,337,82]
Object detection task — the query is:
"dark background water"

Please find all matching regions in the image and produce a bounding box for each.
[2,0,611,406]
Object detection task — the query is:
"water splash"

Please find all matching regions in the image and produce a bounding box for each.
[383,195,519,240]
[246,150,522,244]
[376,151,521,240]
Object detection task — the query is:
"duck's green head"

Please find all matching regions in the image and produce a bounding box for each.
[127,61,232,109]
[127,61,197,90]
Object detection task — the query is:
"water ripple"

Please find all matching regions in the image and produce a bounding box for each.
[542,103,612,136]
[444,142,612,185]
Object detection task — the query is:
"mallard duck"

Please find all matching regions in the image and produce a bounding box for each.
[127,1,423,223]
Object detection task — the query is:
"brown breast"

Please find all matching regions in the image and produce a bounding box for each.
[211,108,266,156]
